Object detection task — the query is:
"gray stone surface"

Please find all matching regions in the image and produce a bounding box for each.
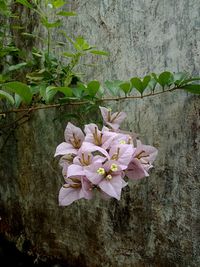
[0,0,200,266]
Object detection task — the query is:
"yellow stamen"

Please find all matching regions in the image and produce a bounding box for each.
[70,177,80,183]
[93,127,103,146]
[119,140,126,144]
[110,164,118,172]
[111,147,120,160]
[97,167,105,175]
[63,184,70,188]
[106,174,112,180]
[107,109,111,121]
[80,153,91,166]
[136,150,149,159]
[70,133,81,148]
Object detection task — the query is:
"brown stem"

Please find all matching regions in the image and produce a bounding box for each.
[0,87,178,115]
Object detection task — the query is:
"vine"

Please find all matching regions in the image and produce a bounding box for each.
[0,0,200,119]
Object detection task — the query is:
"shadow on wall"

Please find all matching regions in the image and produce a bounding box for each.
[0,234,68,267]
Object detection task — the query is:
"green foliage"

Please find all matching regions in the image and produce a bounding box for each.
[0,90,15,105]
[86,80,100,97]
[2,82,32,104]
[16,0,33,9]
[180,84,200,94]
[131,76,150,95]
[104,80,122,96]
[0,0,109,111]
[0,0,199,115]
[119,82,132,95]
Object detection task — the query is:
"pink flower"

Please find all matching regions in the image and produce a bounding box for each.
[126,140,158,180]
[109,143,135,170]
[55,106,158,206]
[55,122,85,157]
[78,142,110,160]
[85,160,126,200]
[59,175,93,206]
[84,123,117,149]
[99,106,127,130]
[73,145,106,167]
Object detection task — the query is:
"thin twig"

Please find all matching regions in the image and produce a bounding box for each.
[0,87,178,115]
[0,116,30,152]
[0,112,30,130]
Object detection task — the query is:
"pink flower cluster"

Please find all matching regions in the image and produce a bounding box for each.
[55,106,158,206]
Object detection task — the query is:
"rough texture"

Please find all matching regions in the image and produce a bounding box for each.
[0,0,200,266]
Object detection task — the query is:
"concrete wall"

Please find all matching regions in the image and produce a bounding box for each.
[0,0,200,266]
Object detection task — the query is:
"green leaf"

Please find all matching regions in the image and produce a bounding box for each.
[119,82,131,95]
[72,86,84,98]
[0,1,9,16]
[158,71,174,88]
[14,94,22,108]
[3,82,32,104]
[30,85,40,95]
[41,19,62,28]
[8,62,27,72]
[131,77,143,93]
[96,85,104,98]
[62,52,75,58]
[87,80,100,97]
[45,86,57,103]
[181,84,200,94]
[51,86,73,97]
[179,77,200,86]
[32,52,42,58]
[151,73,159,82]
[51,0,66,8]
[105,80,122,96]
[0,0,7,9]
[142,75,151,89]
[90,50,109,56]
[173,72,189,86]
[0,90,14,105]
[131,76,150,94]
[74,37,91,51]
[148,78,157,91]
[16,0,33,9]
[56,11,76,16]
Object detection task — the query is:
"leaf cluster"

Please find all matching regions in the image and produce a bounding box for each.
[105,71,200,96]
[0,0,108,108]
[0,2,199,114]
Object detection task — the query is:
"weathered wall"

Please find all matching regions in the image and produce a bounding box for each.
[0,0,200,266]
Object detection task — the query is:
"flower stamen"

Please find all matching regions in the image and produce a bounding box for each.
[110,111,120,123]
[111,147,120,160]
[110,163,118,172]
[70,133,81,148]
[97,167,105,175]
[93,127,103,146]
[106,174,112,180]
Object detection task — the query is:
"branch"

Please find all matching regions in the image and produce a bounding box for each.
[0,87,178,115]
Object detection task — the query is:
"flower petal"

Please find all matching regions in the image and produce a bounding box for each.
[81,142,109,158]
[110,111,127,125]
[67,164,85,178]
[99,106,109,123]
[109,144,135,169]
[126,158,149,180]
[58,186,83,206]
[64,122,85,145]
[54,142,77,157]
[99,175,123,200]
